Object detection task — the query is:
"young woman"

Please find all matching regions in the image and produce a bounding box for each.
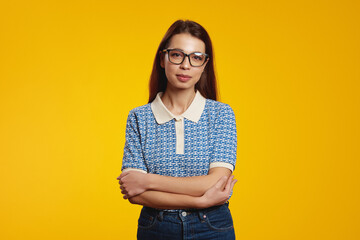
[117,19,238,240]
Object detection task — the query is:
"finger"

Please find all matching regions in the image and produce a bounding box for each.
[225,179,237,195]
[224,175,234,192]
[120,172,129,178]
[228,179,237,193]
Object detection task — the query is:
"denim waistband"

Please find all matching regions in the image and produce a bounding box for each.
[143,202,229,214]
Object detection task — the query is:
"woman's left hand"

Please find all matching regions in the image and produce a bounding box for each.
[117,171,148,199]
[200,175,237,208]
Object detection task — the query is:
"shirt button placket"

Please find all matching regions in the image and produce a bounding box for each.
[175,117,184,154]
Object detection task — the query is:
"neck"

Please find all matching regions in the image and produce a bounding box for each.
[161,88,196,116]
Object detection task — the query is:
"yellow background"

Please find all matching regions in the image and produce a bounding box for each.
[1,0,359,239]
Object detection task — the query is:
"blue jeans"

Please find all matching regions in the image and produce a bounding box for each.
[137,202,235,240]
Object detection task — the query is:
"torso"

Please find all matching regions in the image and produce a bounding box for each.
[130,99,228,177]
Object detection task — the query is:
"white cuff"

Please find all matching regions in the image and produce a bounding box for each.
[209,162,234,172]
[122,168,147,174]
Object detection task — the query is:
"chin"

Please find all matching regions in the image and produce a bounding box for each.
[172,83,196,91]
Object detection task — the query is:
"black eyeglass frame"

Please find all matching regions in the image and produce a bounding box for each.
[161,48,209,67]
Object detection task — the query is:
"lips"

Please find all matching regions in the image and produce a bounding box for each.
[176,74,192,82]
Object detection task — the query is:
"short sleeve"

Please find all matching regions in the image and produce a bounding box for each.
[210,104,237,171]
[121,110,148,173]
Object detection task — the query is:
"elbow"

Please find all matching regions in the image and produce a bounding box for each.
[128,197,137,204]
[128,196,142,205]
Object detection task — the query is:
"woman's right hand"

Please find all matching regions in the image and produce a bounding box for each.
[199,175,237,208]
[117,171,149,199]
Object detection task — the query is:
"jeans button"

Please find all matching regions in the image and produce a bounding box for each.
[181,211,187,217]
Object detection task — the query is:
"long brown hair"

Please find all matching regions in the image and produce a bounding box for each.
[148,20,217,103]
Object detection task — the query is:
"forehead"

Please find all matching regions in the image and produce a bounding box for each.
[167,33,206,53]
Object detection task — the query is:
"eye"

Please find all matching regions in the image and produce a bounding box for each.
[191,53,204,61]
[170,50,184,59]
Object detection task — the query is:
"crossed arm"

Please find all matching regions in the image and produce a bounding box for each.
[117,167,237,209]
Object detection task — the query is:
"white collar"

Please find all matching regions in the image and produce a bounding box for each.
[150,91,206,124]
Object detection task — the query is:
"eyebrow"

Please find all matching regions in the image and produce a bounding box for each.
[168,48,205,54]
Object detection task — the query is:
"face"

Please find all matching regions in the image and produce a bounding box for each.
[160,33,208,92]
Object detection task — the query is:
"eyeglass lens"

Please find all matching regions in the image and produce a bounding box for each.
[168,50,206,66]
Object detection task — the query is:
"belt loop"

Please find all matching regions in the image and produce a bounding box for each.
[157,210,164,221]
[198,210,206,222]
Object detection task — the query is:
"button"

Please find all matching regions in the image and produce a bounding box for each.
[181,212,187,217]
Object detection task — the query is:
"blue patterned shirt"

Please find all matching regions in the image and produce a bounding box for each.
[121,91,237,177]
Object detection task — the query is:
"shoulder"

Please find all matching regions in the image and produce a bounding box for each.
[126,103,152,123]
[204,99,235,117]
[128,103,151,116]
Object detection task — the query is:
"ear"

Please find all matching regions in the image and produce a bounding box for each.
[159,51,165,68]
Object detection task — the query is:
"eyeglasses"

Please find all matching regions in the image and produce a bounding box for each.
[161,48,209,67]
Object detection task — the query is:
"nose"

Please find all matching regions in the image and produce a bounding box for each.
[180,56,191,69]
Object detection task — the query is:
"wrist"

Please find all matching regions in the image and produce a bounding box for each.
[147,174,156,190]
[196,196,209,209]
